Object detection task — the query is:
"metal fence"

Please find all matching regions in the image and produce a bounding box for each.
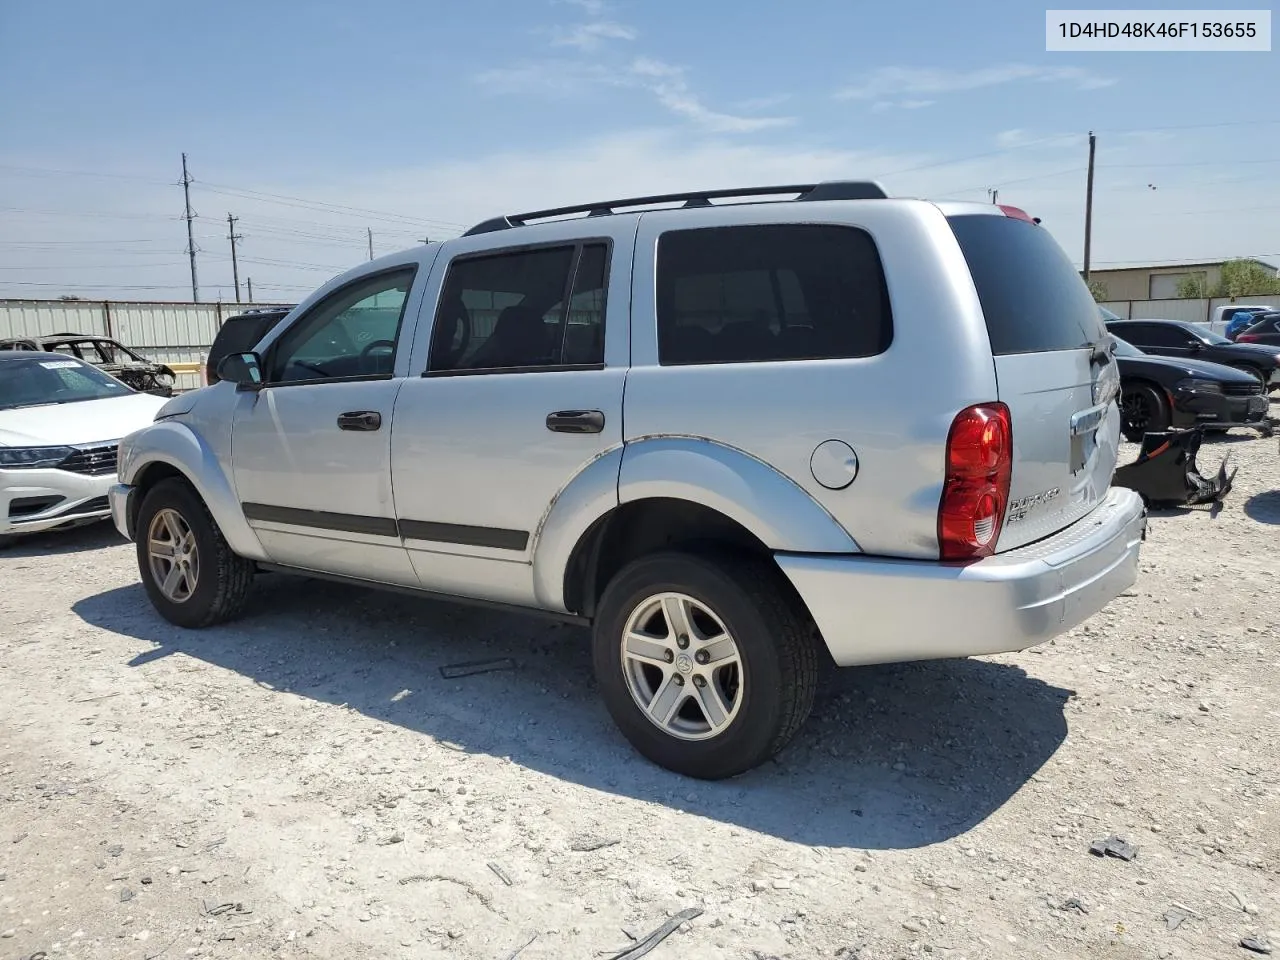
[1097,297,1275,324]
[0,299,292,390]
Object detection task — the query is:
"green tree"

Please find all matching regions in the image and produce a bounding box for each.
[1175,274,1208,298]
[1086,279,1109,302]
[1211,260,1280,298]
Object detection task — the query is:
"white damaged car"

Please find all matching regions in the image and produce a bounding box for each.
[1,350,168,544]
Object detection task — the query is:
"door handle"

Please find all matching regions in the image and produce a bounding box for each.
[546,409,605,434]
[337,411,382,432]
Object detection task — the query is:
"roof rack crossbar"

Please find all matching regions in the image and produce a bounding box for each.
[463,180,890,236]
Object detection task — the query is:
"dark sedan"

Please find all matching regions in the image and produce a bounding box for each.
[1235,312,1280,348]
[1105,318,1280,393]
[1112,336,1269,441]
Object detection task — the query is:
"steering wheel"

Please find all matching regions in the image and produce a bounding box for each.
[360,339,396,360]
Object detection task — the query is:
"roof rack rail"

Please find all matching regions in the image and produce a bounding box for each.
[463,180,890,236]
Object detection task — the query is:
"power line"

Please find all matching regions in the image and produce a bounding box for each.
[195,181,468,230]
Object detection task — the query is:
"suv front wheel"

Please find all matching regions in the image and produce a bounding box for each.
[592,551,818,779]
[135,478,255,629]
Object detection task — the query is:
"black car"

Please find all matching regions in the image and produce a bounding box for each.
[0,333,176,396]
[1111,336,1270,440]
[1105,318,1280,393]
[1235,312,1280,348]
[205,308,292,384]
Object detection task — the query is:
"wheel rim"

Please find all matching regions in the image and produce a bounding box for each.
[1120,389,1151,432]
[620,592,744,742]
[147,507,199,603]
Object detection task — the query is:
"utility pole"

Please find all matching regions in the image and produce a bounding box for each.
[988,188,999,205]
[246,277,254,303]
[227,213,243,302]
[181,153,199,302]
[367,227,374,261]
[1083,131,1097,280]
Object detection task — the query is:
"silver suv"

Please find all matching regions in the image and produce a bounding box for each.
[110,181,1146,779]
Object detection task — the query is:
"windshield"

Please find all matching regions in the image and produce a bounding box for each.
[1193,327,1233,346]
[1111,336,1144,358]
[0,356,134,410]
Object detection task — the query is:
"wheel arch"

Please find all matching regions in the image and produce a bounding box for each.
[532,436,858,615]
[120,421,267,561]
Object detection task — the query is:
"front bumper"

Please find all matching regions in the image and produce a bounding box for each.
[775,486,1147,667]
[1174,388,1269,427]
[109,483,135,541]
[1,466,116,536]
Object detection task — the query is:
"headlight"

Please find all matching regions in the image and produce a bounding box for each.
[0,446,76,468]
[1176,379,1222,394]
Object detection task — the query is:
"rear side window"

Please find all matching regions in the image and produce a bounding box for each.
[656,224,892,365]
[948,214,1105,356]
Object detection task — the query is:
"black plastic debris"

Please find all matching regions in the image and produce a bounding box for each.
[1241,938,1273,955]
[1113,427,1235,507]
[1060,897,1089,915]
[1089,835,1138,861]
[439,658,516,679]
[603,908,702,960]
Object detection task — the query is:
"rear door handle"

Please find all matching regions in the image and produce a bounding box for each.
[546,409,605,434]
[337,411,382,431]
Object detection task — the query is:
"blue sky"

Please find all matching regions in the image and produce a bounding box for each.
[1,0,1277,301]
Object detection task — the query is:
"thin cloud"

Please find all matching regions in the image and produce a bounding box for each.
[627,58,794,133]
[474,59,611,97]
[551,20,637,50]
[559,0,609,12]
[837,64,1115,101]
[872,98,935,112]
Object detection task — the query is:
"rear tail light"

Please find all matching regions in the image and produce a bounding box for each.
[938,402,1013,562]
[1236,332,1261,343]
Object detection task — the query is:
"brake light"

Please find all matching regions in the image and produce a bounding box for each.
[938,402,1013,562]
[998,204,1037,224]
[1236,332,1261,343]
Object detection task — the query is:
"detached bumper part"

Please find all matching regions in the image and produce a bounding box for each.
[1112,428,1235,507]
[775,487,1147,667]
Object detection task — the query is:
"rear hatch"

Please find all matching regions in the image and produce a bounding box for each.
[948,211,1120,551]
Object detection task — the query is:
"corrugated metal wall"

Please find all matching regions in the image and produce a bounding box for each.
[0,299,292,390]
[1098,297,1277,326]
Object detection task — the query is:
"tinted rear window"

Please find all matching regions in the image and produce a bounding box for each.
[656,224,892,365]
[948,214,1105,356]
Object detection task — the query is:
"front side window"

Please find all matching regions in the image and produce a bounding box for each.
[427,242,610,374]
[655,224,892,365]
[267,267,415,384]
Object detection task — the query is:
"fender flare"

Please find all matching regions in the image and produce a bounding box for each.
[532,436,859,612]
[118,420,268,561]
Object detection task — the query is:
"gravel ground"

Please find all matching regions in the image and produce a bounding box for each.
[1,427,1278,960]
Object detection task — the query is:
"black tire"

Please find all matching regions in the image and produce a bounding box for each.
[592,550,818,780]
[1119,382,1170,442]
[134,478,255,628]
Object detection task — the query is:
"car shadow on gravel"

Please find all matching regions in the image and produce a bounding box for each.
[1243,490,1280,524]
[1,521,125,558]
[73,573,1072,851]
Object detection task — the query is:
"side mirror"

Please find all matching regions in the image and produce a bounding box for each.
[1188,340,1204,351]
[216,351,264,390]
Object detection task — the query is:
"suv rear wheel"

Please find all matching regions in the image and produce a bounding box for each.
[592,550,817,779]
[135,478,255,628]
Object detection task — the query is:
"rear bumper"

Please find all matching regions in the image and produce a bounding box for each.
[776,486,1147,667]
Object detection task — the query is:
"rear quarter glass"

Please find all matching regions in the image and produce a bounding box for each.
[947,214,1105,356]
